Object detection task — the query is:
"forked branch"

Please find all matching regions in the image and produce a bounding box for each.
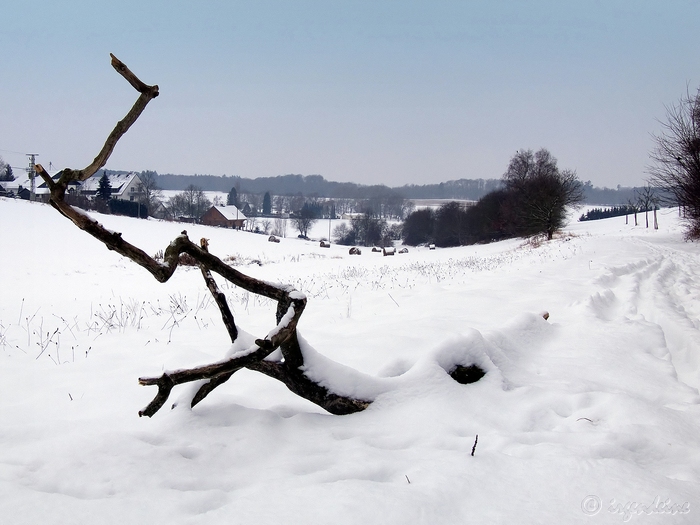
[36,54,371,417]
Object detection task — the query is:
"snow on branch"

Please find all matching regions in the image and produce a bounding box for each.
[35,54,374,417]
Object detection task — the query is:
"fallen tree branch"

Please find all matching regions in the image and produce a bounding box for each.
[36,54,374,417]
[247,359,371,415]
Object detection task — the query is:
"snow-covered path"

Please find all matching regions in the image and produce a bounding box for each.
[614,236,700,392]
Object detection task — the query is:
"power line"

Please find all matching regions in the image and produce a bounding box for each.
[0,148,26,156]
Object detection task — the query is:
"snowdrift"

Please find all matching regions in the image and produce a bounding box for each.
[1,197,699,524]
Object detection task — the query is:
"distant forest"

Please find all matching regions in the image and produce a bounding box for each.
[107,171,644,205]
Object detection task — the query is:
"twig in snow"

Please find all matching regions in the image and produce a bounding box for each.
[471,434,478,457]
[388,293,400,307]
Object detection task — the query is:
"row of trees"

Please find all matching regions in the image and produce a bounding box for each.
[226,186,411,221]
[333,214,402,246]
[123,176,408,241]
[402,149,584,247]
[83,150,585,245]
[86,172,404,235]
[579,205,636,222]
[166,184,211,219]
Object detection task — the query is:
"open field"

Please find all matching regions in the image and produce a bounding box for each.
[1,197,698,524]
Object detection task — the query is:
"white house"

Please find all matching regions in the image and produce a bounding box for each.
[80,172,143,201]
[2,170,144,205]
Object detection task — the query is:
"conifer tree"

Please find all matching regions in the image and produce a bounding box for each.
[263,191,272,215]
[227,187,238,206]
[97,172,112,201]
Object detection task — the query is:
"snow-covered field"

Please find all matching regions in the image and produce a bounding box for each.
[1,197,699,524]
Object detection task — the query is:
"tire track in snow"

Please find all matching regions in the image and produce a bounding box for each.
[630,238,700,391]
[594,237,700,391]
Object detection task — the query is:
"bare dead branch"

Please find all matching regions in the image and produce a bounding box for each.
[138,341,279,417]
[78,55,159,180]
[110,53,159,95]
[246,359,371,415]
[38,54,492,420]
[190,371,237,409]
[186,238,241,408]
[199,238,238,343]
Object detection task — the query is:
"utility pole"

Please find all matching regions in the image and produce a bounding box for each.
[26,154,39,202]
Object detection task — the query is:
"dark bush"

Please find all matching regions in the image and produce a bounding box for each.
[109,199,148,218]
[402,208,435,246]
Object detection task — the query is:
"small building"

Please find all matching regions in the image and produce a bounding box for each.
[17,187,32,200]
[200,205,247,229]
[341,212,365,220]
[4,169,62,202]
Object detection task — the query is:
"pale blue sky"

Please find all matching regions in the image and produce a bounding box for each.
[2,1,699,188]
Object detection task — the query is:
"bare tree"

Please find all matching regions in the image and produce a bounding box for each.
[260,219,272,235]
[332,222,352,244]
[503,149,584,240]
[291,206,317,238]
[627,199,639,226]
[167,184,211,221]
[137,170,163,216]
[273,217,288,238]
[289,194,305,214]
[246,193,261,215]
[0,156,13,181]
[648,86,700,238]
[635,185,658,228]
[273,195,286,214]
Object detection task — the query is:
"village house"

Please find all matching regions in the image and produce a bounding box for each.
[79,172,143,201]
[2,169,63,202]
[3,171,142,203]
[200,205,247,229]
[341,212,366,220]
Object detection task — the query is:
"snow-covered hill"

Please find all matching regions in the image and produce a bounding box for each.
[1,197,698,524]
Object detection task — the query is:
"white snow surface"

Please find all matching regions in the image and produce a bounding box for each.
[1,198,699,524]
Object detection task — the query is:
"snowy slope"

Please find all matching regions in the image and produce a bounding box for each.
[0,198,698,524]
